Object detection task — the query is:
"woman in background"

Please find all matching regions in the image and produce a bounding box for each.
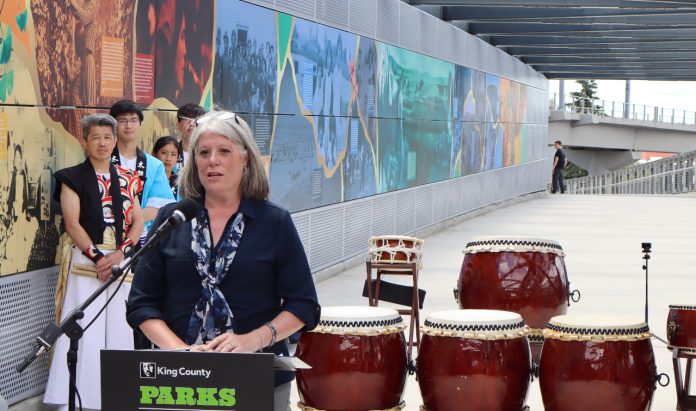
[152,135,180,198]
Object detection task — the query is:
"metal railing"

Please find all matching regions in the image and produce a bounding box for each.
[565,151,696,194]
[549,93,696,127]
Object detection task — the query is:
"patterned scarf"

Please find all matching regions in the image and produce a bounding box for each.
[186,209,245,344]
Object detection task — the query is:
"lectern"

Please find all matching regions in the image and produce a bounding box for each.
[101,349,305,411]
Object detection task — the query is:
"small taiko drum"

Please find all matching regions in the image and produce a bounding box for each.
[369,235,424,268]
[540,315,657,411]
[296,306,408,411]
[417,310,531,411]
[456,236,578,360]
[668,304,696,354]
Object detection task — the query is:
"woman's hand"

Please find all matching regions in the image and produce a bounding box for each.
[202,331,263,353]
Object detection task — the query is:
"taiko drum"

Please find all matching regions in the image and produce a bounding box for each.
[296,306,408,411]
[667,304,696,352]
[368,235,424,268]
[540,314,657,411]
[456,237,578,358]
[417,309,531,411]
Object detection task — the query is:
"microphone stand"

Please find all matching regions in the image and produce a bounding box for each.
[639,242,670,347]
[17,223,177,411]
[642,243,651,324]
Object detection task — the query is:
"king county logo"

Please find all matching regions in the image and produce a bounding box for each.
[140,362,157,379]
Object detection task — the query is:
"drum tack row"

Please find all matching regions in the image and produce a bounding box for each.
[293,236,696,411]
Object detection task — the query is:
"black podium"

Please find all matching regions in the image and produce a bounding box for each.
[101,350,304,411]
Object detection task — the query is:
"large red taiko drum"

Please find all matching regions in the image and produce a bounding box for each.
[540,315,658,411]
[417,309,531,411]
[296,306,408,411]
[667,304,696,353]
[456,236,579,361]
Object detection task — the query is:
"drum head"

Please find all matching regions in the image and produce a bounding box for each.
[464,236,564,256]
[368,235,424,267]
[313,306,405,335]
[545,314,650,341]
[669,304,696,310]
[422,309,526,339]
[369,235,424,246]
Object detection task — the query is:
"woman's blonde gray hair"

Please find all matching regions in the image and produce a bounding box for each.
[178,110,269,201]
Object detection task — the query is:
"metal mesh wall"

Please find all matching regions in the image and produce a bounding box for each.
[0,267,58,404]
[295,159,548,272]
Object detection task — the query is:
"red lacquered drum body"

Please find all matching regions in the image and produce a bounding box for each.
[667,304,696,350]
[457,237,571,331]
[296,306,407,411]
[417,310,531,411]
[540,315,657,411]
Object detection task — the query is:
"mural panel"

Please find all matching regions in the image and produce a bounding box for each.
[151,0,214,107]
[214,0,276,114]
[0,0,544,276]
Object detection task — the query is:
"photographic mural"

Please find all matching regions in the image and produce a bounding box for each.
[0,0,546,276]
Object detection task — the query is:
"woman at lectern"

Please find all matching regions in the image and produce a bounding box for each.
[127,110,320,411]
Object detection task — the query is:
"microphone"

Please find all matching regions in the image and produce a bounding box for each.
[112,198,199,275]
[17,323,61,373]
[153,198,199,236]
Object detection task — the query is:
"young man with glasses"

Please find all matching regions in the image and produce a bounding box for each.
[175,103,207,171]
[109,100,175,229]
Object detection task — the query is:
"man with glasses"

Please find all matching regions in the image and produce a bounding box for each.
[109,100,175,230]
[175,103,207,171]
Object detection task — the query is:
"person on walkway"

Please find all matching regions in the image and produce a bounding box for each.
[109,100,175,232]
[44,113,144,411]
[551,140,568,194]
[127,110,320,411]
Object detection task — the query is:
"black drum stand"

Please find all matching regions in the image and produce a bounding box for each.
[365,261,422,362]
[672,347,696,411]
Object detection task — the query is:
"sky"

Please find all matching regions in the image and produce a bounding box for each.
[548,80,696,114]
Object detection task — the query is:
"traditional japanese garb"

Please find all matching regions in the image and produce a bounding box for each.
[44,160,142,411]
[110,146,175,231]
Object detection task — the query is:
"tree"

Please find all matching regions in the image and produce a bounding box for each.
[563,161,588,179]
[567,80,603,114]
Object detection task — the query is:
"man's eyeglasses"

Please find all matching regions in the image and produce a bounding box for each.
[178,116,197,124]
[116,118,140,125]
[195,111,240,126]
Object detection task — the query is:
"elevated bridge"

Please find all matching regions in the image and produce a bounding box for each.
[549,98,696,175]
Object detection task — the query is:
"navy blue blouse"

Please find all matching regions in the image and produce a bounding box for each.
[126,197,320,386]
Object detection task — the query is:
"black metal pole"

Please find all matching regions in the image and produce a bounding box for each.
[67,337,80,411]
[641,242,651,325]
[644,254,649,324]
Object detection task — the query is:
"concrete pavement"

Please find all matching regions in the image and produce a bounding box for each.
[291,194,696,410]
